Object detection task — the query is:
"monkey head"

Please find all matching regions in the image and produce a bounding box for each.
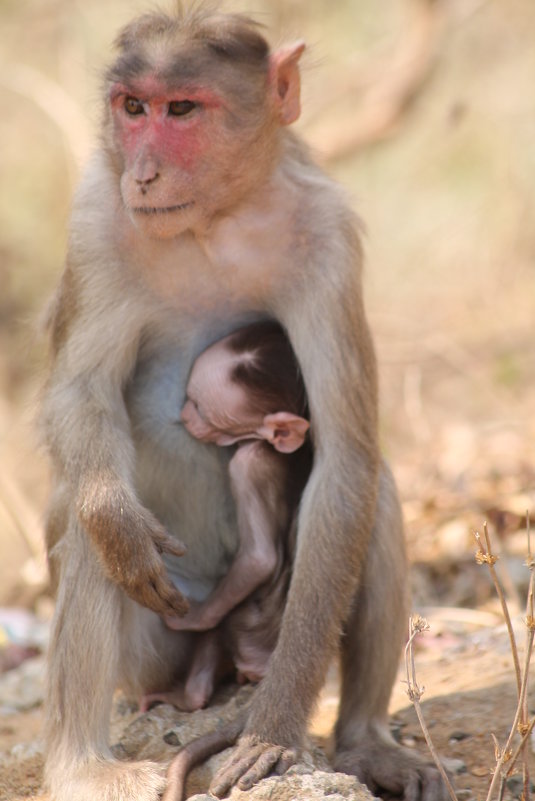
[103,12,305,239]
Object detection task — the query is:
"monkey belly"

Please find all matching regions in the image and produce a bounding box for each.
[125,339,242,602]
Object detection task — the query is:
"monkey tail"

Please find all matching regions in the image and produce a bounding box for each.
[162,712,246,801]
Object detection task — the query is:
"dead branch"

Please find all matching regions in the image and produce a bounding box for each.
[404,615,459,801]
[305,0,444,162]
[1,62,91,177]
[474,519,534,801]
[474,524,522,694]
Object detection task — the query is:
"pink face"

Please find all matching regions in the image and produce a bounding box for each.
[109,74,274,239]
[110,77,222,237]
[181,341,264,446]
[110,78,223,170]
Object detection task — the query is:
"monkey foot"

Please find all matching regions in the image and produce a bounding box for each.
[210,734,298,797]
[139,688,204,713]
[45,757,165,801]
[335,732,452,801]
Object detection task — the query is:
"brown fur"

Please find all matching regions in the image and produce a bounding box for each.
[41,9,448,801]
[228,320,308,418]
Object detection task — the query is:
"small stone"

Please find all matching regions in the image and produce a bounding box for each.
[506,775,524,797]
[455,791,473,800]
[163,729,182,747]
[443,757,467,775]
[10,740,43,760]
[449,731,470,742]
[471,766,489,777]
[390,724,403,743]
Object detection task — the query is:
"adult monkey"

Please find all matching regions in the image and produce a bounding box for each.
[41,8,446,801]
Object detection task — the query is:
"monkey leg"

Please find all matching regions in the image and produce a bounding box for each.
[44,522,187,801]
[140,630,233,713]
[333,461,450,801]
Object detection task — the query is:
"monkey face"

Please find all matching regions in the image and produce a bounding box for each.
[108,76,277,240]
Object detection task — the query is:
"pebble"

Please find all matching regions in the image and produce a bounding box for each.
[0,655,45,711]
[506,777,522,795]
[163,728,182,747]
[390,723,404,743]
[449,730,470,742]
[443,757,467,775]
[10,740,43,760]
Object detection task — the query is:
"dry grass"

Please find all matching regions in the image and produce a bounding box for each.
[406,516,535,801]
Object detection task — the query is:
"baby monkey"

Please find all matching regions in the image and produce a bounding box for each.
[142,321,312,711]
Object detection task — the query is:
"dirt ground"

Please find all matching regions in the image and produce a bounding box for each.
[0,622,530,801]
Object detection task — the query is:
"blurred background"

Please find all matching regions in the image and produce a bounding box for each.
[0,0,534,615]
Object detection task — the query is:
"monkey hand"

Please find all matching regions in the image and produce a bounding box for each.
[106,527,190,617]
[164,601,215,632]
[79,491,190,617]
[209,734,299,797]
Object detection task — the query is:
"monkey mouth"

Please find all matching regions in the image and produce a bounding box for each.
[132,202,194,215]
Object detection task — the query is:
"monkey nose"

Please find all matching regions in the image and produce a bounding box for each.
[136,173,160,194]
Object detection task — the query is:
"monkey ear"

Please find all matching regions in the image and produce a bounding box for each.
[269,41,306,126]
[258,412,310,453]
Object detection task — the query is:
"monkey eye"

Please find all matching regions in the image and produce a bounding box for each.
[168,100,196,117]
[124,97,144,116]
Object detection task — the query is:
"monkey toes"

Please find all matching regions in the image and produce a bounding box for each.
[335,738,452,801]
[210,735,298,797]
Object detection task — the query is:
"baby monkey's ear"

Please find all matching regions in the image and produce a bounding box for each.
[258,412,310,453]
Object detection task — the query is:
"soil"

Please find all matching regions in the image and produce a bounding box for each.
[0,619,531,801]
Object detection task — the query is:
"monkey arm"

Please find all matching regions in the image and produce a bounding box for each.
[41,261,189,617]
[211,220,380,795]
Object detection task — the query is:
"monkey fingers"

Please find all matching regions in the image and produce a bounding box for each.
[123,534,189,616]
[141,570,190,618]
[151,529,187,560]
[210,736,296,797]
[112,536,189,617]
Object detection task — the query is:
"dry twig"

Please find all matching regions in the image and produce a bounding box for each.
[404,615,458,801]
[306,0,443,161]
[473,519,534,801]
[406,514,534,801]
[474,523,522,694]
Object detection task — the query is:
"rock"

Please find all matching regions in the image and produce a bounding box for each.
[0,654,45,712]
[184,768,376,801]
[225,770,375,800]
[107,683,375,800]
[506,775,524,798]
[443,757,467,775]
[448,730,470,742]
